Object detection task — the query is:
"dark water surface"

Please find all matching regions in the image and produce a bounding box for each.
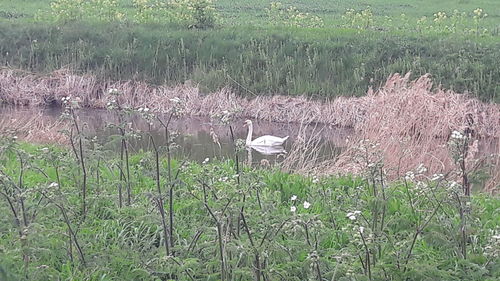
[0,106,353,165]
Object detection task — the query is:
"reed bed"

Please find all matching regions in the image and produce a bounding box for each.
[0,68,369,126]
[330,73,499,191]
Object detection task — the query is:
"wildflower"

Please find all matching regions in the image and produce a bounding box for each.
[431,173,444,181]
[347,210,360,221]
[359,226,365,234]
[449,181,459,190]
[48,182,59,188]
[303,201,311,209]
[290,206,297,212]
[41,147,49,153]
[416,164,427,174]
[291,195,297,201]
[451,130,464,140]
[312,177,319,184]
[405,171,415,181]
[202,158,209,164]
[108,88,119,95]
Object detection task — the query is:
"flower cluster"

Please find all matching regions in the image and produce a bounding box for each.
[43,0,123,23]
[342,7,373,30]
[267,2,324,28]
[289,195,311,213]
[346,210,361,221]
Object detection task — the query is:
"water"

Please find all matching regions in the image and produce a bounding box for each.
[0,106,353,165]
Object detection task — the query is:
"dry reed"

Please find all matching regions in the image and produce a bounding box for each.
[329,73,499,192]
[0,68,368,126]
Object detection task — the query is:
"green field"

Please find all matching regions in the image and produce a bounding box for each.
[0,0,499,101]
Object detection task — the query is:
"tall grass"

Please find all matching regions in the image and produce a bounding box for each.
[0,22,499,101]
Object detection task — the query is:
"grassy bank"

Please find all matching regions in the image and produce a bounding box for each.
[1,22,500,101]
[0,0,499,101]
[0,139,499,281]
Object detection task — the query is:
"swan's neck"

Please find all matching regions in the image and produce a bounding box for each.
[246,123,253,145]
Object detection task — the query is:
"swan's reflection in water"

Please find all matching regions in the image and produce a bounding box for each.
[246,145,286,166]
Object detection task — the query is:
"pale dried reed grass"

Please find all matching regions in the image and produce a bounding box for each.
[329,73,499,191]
[281,116,326,174]
[0,69,368,126]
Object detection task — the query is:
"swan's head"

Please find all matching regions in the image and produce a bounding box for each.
[244,120,252,127]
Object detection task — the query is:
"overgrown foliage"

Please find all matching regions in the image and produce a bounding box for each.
[0,96,499,280]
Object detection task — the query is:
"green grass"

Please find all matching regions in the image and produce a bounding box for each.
[0,0,499,101]
[0,140,499,280]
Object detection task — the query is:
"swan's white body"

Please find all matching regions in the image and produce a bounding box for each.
[249,145,286,155]
[244,120,289,147]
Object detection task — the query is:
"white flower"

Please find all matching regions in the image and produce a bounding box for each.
[431,173,443,181]
[290,206,297,212]
[450,181,458,188]
[291,195,297,201]
[451,130,464,140]
[202,158,209,164]
[48,182,59,188]
[303,201,311,209]
[405,171,415,181]
[144,107,150,112]
[359,226,364,234]
[108,88,119,95]
[416,164,427,174]
[346,211,358,221]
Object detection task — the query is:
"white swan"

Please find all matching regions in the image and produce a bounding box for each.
[244,120,289,146]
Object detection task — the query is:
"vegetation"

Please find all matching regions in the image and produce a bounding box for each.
[0,137,499,280]
[0,92,498,280]
[0,0,499,101]
[1,2,499,280]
